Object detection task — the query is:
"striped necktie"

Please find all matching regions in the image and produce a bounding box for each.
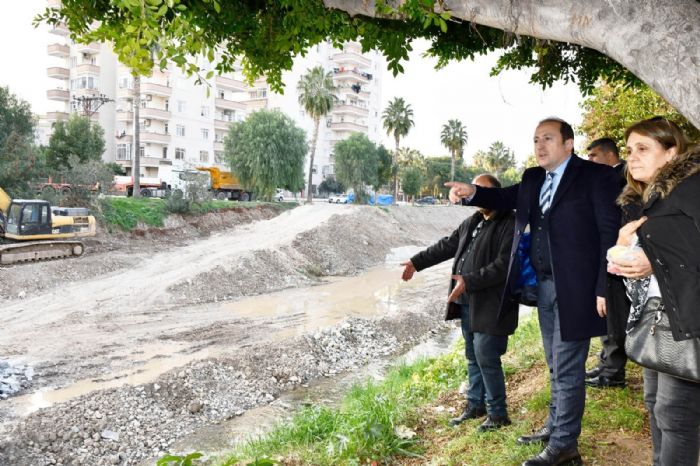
[539,172,555,213]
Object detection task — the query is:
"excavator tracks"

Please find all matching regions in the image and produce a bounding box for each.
[0,241,85,265]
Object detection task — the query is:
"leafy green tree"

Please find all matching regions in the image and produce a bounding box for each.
[425,156,476,199]
[579,82,700,151]
[318,176,345,195]
[46,114,106,170]
[0,86,34,151]
[396,147,426,172]
[401,167,424,202]
[440,119,468,182]
[382,97,414,204]
[224,109,306,200]
[471,141,516,179]
[334,133,378,204]
[297,66,337,203]
[0,132,44,198]
[375,145,393,192]
[47,155,116,206]
[36,1,699,128]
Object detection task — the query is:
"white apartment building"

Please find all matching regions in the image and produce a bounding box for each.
[43,11,383,194]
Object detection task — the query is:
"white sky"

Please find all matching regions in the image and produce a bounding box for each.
[0,0,586,163]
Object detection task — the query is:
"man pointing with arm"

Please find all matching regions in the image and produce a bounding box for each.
[447,118,620,466]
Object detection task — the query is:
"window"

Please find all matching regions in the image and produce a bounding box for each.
[200,106,210,117]
[218,90,225,99]
[139,146,145,158]
[199,150,209,162]
[176,125,185,137]
[70,57,77,68]
[201,128,209,140]
[177,100,186,113]
[214,151,225,164]
[175,148,185,160]
[162,147,168,159]
[70,76,99,90]
[164,123,169,135]
[116,144,131,161]
[164,99,169,111]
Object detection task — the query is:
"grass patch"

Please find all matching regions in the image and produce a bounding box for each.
[179,313,648,466]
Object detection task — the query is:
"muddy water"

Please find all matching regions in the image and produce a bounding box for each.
[7,246,452,417]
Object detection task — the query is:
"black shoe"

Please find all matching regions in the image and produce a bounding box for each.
[585,374,626,388]
[585,366,602,379]
[521,445,582,466]
[477,414,512,432]
[448,404,486,426]
[517,426,551,445]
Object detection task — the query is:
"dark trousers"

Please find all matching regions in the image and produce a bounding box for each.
[460,304,509,417]
[537,278,590,449]
[644,368,700,465]
[596,334,627,377]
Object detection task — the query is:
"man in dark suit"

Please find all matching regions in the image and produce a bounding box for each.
[446,118,620,466]
[401,174,518,432]
[585,138,631,389]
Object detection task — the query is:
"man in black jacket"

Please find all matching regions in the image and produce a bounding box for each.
[585,138,631,388]
[401,174,518,432]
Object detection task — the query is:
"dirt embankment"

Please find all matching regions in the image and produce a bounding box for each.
[0,204,468,466]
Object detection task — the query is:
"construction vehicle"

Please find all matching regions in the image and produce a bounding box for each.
[195,167,253,201]
[0,186,96,265]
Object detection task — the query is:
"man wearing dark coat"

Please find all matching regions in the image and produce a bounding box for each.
[401,174,518,432]
[446,118,620,466]
[585,138,631,388]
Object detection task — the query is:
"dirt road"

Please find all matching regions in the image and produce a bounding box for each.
[0,203,466,465]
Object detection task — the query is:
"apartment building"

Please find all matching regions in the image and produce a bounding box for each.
[43,8,383,193]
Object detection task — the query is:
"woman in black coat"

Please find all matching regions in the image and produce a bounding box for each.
[608,117,700,466]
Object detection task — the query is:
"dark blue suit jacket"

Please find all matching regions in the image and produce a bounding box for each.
[467,155,621,340]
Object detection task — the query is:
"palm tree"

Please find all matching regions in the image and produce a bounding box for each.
[297,66,337,204]
[382,97,414,204]
[440,119,468,182]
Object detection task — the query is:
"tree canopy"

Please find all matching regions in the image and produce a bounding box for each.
[224,109,306,200]
[440,119,468,182]
[333,133,379,203]
[46,114,106,170]
[37,0,699,127]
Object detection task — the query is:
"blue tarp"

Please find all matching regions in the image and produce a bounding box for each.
[346,193,393,205]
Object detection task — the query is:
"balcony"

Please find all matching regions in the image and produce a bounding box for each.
[47,67,69,79]
[47,43,69,57]
[72,88,100,98]
[215,98,246,112]
[117,87,134,99]
[46,111,69,121]
[47,0,62,7]
[246,99,268,111]
[215,75,246,92]
[46,89,70,101]
[116,111,134,122]
[115,134,133,144]
[140,107,171,121]
[140,131,171,145]
[141,82,172,97]
[332,69,371,84]
[329,121,368,132]
[214,141,225,152]
[332,51,371,68]
[49,23,70,36]
[214,119,234,131]
[76,63,100,75]
[333,103,369,117]
[75,43,100,55]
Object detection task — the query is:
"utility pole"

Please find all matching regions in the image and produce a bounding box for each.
[73,93,113,121]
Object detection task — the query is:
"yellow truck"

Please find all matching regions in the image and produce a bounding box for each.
[0,186,96,264]
[195,167,254,201]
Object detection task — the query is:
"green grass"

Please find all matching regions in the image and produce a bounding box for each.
[95,197,296,232]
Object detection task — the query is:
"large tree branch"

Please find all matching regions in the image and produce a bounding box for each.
[325,0,700,129]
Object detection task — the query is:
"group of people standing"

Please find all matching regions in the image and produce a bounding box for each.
[401,117,700,466]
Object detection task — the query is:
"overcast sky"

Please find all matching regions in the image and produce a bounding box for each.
[1,0,586,163]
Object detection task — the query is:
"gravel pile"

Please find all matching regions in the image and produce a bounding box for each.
[0,304,449,466]
[0,362,34,399]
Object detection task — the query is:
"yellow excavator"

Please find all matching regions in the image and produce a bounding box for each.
[0,186,96,265]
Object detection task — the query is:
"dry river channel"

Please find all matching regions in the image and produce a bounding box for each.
[0,204,466,465]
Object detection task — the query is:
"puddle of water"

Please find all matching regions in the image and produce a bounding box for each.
[6,250,452,417]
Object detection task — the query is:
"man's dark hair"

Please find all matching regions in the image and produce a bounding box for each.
[586,138,619,157]
[539,117,574,143]
[474,173,502,188]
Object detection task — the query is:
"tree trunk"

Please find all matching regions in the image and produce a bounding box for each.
[306,118,320,204]
[132,75,141,198]
[324,0,700,129]
[450,149,455,182]
[393,135,399,205]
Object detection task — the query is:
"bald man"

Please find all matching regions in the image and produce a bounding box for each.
[401,174,518,432]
